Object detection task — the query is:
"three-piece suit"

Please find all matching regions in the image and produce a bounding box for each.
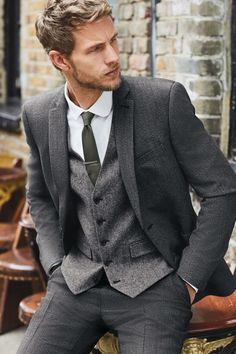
[17,77,236,354]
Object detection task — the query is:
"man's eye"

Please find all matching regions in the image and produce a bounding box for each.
[90,46,102,52]
[111,37,118,43]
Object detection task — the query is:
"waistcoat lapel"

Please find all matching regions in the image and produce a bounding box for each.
[48,87,69,228]
[113,80,143,228]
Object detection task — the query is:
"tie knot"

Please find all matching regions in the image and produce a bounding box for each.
[81,111,94,126]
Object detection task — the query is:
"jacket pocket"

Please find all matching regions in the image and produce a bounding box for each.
[135,149,156,163]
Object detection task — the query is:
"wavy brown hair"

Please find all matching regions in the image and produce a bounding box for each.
[35,0,112,55]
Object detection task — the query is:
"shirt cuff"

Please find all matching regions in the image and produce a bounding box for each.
[181,277,198,293]
[48,260,63,276]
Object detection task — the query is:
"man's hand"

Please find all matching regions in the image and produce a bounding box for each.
[185,282,197,304]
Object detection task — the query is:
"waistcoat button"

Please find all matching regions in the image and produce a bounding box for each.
[101,240,109,246]
[97,218,105,226]
[94,197,103,204]
[104,260,113,266]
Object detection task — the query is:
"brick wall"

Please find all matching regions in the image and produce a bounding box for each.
[156,0,231,152]
[117,0,151,76]
[20,0,64,99]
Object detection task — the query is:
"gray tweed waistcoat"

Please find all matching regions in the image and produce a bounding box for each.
[61,117,173,298]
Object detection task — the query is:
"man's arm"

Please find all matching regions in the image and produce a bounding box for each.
[22,106,65,275]
[168,81,236,291]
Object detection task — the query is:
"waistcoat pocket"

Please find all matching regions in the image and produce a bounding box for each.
[129,239,157,258]
[75,239,93,259]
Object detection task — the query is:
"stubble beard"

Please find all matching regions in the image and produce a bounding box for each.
[71,68,122,92]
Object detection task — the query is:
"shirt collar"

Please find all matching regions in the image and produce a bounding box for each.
[64,83,113,120]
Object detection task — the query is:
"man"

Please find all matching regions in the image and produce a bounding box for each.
[17,0,236,353]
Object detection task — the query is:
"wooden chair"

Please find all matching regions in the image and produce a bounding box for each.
[0,154,23,168]
[0,207,43,334]
[0,166,26,222]
[18,214,47,326]
[0,197,26,253]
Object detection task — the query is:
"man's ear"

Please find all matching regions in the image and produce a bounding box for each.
[48,50,70,71]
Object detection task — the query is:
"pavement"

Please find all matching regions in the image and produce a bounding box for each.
[0,326,26,354]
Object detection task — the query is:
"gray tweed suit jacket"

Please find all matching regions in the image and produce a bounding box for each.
[22,76,236,302]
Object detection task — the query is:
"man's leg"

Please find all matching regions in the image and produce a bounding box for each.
[17,267,107,354]
[102,272,193,354]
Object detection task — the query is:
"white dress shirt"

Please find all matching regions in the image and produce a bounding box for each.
[64,83,113,164]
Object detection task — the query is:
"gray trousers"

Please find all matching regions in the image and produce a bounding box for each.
[17,267,192,354]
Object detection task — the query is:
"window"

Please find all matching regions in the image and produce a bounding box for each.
[4,0,21,103]
[0,0,21,133]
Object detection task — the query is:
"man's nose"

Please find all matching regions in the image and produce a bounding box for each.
[104,44,119,65]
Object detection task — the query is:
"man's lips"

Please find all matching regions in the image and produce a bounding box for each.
[105,67,120,76]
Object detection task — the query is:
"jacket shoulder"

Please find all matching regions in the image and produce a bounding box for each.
[22,85,65,115]
[123,76,175,97]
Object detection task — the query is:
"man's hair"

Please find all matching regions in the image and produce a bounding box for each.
[35,0,112,55]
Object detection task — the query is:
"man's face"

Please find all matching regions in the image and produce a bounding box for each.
[66,16,121,91]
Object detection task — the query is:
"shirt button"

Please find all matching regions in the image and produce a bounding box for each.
[97,218,105,226]
[104,260,113,267]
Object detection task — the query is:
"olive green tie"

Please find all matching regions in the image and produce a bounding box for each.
[81,111,101,185]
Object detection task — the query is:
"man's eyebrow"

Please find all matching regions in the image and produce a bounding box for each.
[86,32,118,51]
[111,31,118,40]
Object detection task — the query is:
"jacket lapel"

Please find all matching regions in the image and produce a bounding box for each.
[113,80,143,228]
[48,87,69,228]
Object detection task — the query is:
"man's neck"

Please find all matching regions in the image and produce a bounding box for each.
[67,82,102,110]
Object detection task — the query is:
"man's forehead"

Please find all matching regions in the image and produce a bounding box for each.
[73,16,117,44]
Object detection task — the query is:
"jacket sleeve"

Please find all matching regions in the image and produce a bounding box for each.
[168,81,236,291]
[22,106,65,275]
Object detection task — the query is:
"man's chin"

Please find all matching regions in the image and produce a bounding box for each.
[74,73,121,92]
[102,75,122,91]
